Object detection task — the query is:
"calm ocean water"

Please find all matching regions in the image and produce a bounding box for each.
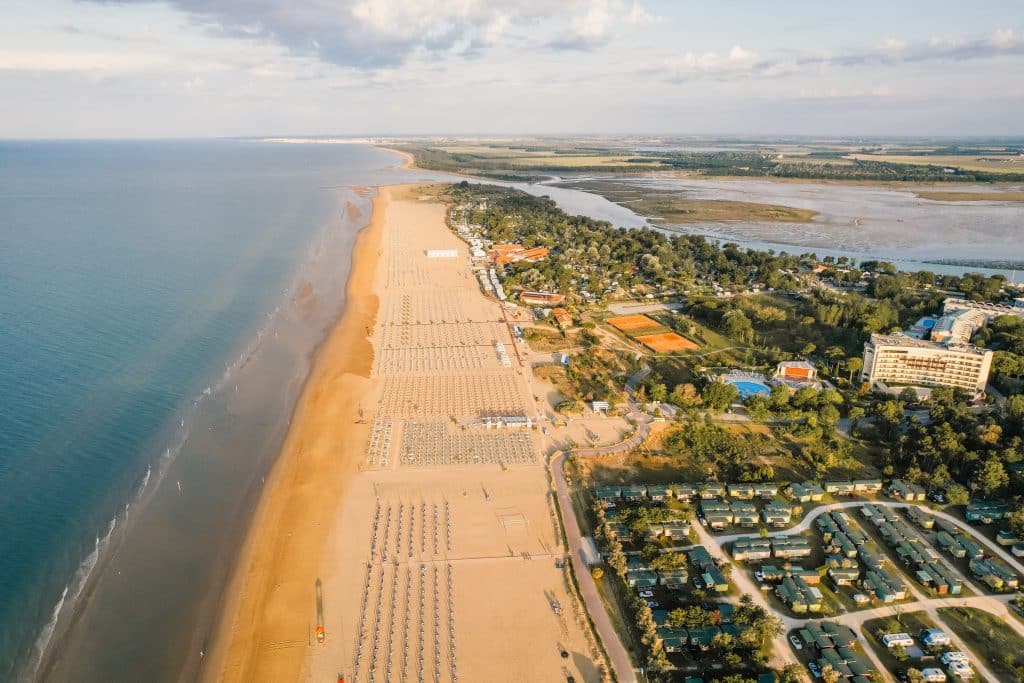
[0,140,425,681]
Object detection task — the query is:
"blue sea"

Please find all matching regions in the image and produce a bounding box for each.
[0,140,430,681]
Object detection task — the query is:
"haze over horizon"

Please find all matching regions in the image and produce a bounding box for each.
[1,0,1023,139]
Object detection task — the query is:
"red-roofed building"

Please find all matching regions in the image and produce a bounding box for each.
[553,308,573,328]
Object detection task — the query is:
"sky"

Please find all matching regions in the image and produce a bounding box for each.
[1,0,1022,138]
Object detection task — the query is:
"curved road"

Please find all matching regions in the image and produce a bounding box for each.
[544,367,652,683]
[716,500,1024,682]
[551,449,638,683]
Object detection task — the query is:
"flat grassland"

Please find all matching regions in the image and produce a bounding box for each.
[607,314,660,331]
[915,190,1024,202]
[634,332,699,352]
[639,196,819,224]
[937,606,1024,681]
[411,144,666,169]
[848,153,1024,174]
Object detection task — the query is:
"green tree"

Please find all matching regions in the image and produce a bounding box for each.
[848,406,866,433]
[845,356,864,382]
[899,386,919,404]
[779,664,805,683]
[945,483,970,506]
[669,383,701,407]
[975,457,1009,498]
[702,382,739,412]
[723,309,754,343]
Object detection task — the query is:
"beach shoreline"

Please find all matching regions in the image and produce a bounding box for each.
[202,188,387,683]
[206,182,602,683]
[382,146,414,170]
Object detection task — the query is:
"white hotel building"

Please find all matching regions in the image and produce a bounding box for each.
[861,334,993,395]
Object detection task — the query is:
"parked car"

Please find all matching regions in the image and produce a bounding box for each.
[789,635,803,650]
[754,571,765,582]
[808,661,821,678]
[647,600,659,608]
[692,577,703,589]
[930,491,946,504]
[638,590,654,598]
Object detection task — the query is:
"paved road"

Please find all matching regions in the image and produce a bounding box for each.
[572,367,653,457]
[551,450,638,683]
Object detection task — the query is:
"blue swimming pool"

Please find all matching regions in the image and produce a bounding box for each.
[729,380,771,399]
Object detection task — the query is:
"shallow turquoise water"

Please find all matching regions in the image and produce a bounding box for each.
[0,140,412,680]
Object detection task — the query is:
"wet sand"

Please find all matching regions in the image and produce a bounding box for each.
[204,190,384,683]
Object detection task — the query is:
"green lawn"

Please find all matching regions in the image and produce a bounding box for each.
[938,606,1024,682]
[862,612,940,674]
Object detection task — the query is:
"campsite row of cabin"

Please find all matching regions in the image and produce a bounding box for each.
[888,479,927,502]
[624,554,693,590]
[596,479,887,507]
[731,536,812,561]
[864,506,964,595]
[968,556,1019,590]
[964,499,1007,524]
[787,479,883,503]
[894,505,1021,591]
[654,623,747,653]
[819,509,910,602]
[603,506,690,543]
[777,574,824,613]
[595,482,779,503]
[797,622,877,683]
[688,546,729,592]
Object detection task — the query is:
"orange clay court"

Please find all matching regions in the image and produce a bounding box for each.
[607,314,660,331]
[634,332,699,352]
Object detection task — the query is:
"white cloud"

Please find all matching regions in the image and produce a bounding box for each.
[0,49,232,74]
[87,0,559,67]
[569,0,615,43]
[0,50,167,72]
[624,2,660,26]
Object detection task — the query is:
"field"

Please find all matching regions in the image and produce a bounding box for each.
[915,190,1024,202]
[557,179,820,224]
[848,153,1024,174]
[617,194,818,224]
[606,314,660,332]
[634,332,699,352]
[938,606,1024,682]
[401,143,667,172]
[861,612,941,673]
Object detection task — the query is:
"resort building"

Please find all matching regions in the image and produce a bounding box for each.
[518,290,565,306]
[929,307,988,345]
[775,360,818,383]
[860,333,993,395]
[488,244,550,264]
[552,308,573,328]
[942,296,1024,320]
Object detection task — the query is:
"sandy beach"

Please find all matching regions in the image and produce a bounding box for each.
[207,185,601,683]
